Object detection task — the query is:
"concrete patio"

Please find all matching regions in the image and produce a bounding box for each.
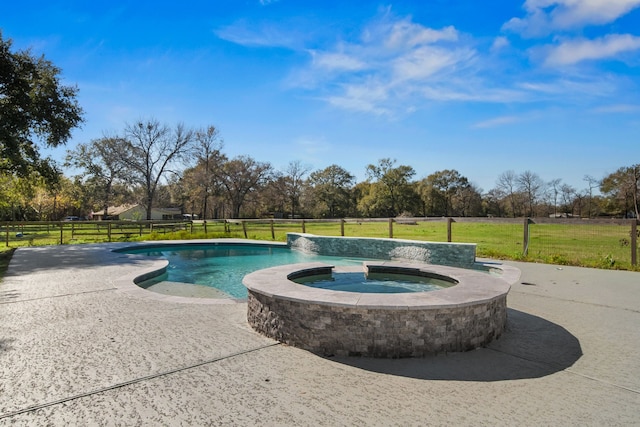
[1,242,639,426]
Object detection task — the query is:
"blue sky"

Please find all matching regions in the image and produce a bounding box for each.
[3,0,640,192]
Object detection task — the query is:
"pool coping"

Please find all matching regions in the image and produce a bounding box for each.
[109,238,520,306]
[243,261,520,309]
[111,239,286,305]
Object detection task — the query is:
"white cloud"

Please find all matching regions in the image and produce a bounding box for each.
[472,115,521,128]
[591,103,640,113]
[391,46,474,82]
[215,22,298,48]
[542,34,640,66]
[491,36,510,52]
[504,0,640,37]
[324,80,392,116]
[310,50,367,71]
[295,13,480,114]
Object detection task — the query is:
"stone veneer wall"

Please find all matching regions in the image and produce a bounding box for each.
[247,290,507,358]
[287,233,476,267]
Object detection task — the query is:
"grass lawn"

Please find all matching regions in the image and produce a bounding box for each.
[0,219,637,277]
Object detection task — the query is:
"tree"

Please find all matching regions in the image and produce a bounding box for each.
[495,170,520,217]
[560,183,576,216]
[583,175,600,218]
[65,137,130,218]
[362,158,418,217]
[307,165,355,218]
[191,126,225,219]
[216,156,272,218]
[0,32,83,183]
[419,169,474,216]
[0,171,39,220]
[118,119,195,220]
[518,170,545,217]
[284,160,311,218]
[548,178,562,217]
[600,165,640,218]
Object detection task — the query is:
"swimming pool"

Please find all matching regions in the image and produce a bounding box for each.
[119,243,369,299]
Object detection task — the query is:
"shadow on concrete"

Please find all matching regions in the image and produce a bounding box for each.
[0,290,20,303]
[0,338,15,353]
[330,309,582,382]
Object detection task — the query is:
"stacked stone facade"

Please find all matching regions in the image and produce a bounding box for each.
[287,233,476,267]
[247,290,507,358]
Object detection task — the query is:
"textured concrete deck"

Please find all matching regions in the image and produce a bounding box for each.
[1,242,639,425]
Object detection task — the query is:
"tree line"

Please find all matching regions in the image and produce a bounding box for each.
[1,117,638,221]
[1,32,638,221]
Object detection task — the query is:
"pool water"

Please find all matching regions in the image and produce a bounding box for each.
[120,244,368,299]
[293,272,451,293]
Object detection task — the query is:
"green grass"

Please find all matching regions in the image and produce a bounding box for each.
[1,219,638,275]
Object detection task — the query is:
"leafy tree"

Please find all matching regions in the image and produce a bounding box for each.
[0,171,39,220]
[362,158,418,217]
[216,155,272,218]
[0,32,83,183]
[307,165,355,218]
[419,169,473,216]
[600,164,640,218]
[118,119,195,220]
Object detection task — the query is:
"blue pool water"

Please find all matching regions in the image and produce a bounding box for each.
[293,272,451,293]
[119,244,369,298]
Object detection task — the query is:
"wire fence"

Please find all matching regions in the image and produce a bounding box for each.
[2,217,638,270]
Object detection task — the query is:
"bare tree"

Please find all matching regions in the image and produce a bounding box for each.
[495,170,519,217]
[583,175,600,218]
[548,178,562,217]
[560,183,576,216]
[518,170,545,217]
[193,126,225,219]
[284,160,311,218]
[119,119,195,220]
[65,137,129,218]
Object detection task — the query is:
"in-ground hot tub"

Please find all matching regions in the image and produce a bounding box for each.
[244,261,520,358]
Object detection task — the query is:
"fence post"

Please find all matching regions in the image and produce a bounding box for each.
[340,219,345,237]
[204,220,208,235]
[523,218,530,256]
[270,220,275,240]
[447,217,453,242]
[242,221,248,238]
[108,223,112,242]
[5,223,9,247]
[631,220,638,267]
[388,218,394,238]
[139,224,143,236]
[302,219,306,234]
[60,223,64,245]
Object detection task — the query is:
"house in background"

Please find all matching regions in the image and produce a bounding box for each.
[91,204,183,221]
